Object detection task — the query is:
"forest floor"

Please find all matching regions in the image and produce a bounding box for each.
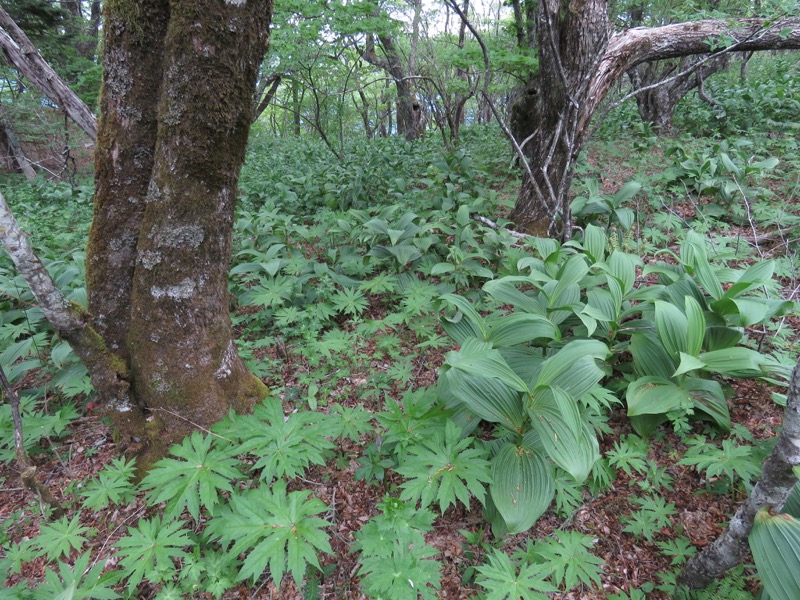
[1,132,798,599]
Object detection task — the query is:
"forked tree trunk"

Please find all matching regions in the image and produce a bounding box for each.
[0,0,273,465]
[508,11,800,236]
[89,0,271,462]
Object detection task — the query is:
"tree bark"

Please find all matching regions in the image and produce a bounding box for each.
[123,0,271,461]
[509,13,800,236]
[361,33,420,141]
[628,54,731,132]
[1,0,274,465]
[0,7,97,140]
[678,356,800,590]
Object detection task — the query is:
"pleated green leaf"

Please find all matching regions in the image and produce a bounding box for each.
[684,296,705,357]
[655,300,689,359]
[490,442,554,534]
[750,509,800,600]
[626,377,689,416]
[487,313,561,347]
[630,333,676,379]
[529,387,598,481]
[533,339,609,400]
[699,347,768,377]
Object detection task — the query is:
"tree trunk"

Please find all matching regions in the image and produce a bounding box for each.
[628,54,731,132]
[508,14,800,236]
[0,0,274,465]
[92,0,272,462]
[0,104,36,180]
[0,7,97,140]
[509,0,609,237]
[678,356,800,590]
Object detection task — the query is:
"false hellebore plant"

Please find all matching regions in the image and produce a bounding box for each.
[436,225,791,535]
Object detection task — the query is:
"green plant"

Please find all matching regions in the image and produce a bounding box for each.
[396,420,492,514]
[475,549,557,600]
[32,552,121,599]
[116,516,192,589]
[142,431,244,521]
[32,514,94,561]
[678,435,762,493]
[79,457,138,510]
[213,397,334,482]
[206,480,332,588]
[353,497,442,600]
[517,530,605,590]
[621,495,676,541]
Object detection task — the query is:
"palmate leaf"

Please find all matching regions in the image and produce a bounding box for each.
[397,421,492,514]
[475,550,557,600]
[205,480,332,588]
[116,516,191,590]
[36,552,121,600]
[34,514,94,561]
[81,457,138,510]
[215,397,334,482]
[533,530,605,589]
[358,545,442,600]
[142,431,243,521]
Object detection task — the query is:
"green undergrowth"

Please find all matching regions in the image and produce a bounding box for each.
[1,116,799,598]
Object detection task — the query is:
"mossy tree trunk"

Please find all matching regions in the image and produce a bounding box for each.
[85,0,272,461]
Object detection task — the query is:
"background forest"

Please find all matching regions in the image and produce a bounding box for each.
[0,0,799,598]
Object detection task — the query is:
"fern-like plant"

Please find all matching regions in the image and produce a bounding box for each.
[205,480,332,588]
[213,397,333,482]
[141,431,244,522]
[396,420,492,514]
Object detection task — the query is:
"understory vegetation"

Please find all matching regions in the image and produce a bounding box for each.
[1,54,800,599]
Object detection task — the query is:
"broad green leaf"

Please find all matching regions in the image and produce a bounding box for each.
[681,233,724,300]
[699,347,768,377]
[483,276,547,315]
[583,224,606,263]
[685,377,730,431]
[626,377,689,416]
[750,509,800,600]
[673,352,706,377]
[439,294,486,342]
[630,333,677,380]
[724,260,774,298]
[655,300,689,359]
[439,368,526,431]
[684,296,705,357]
[711,298,770,326]
[529,387,598,481]
[608,251,639,295]
[704,325,743,351]
[614,207,635,230]
[490,442,554,534]
[487,313,560,347]
[549,255,589,307]
[533,339,609,400]
[444,338,529,393]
